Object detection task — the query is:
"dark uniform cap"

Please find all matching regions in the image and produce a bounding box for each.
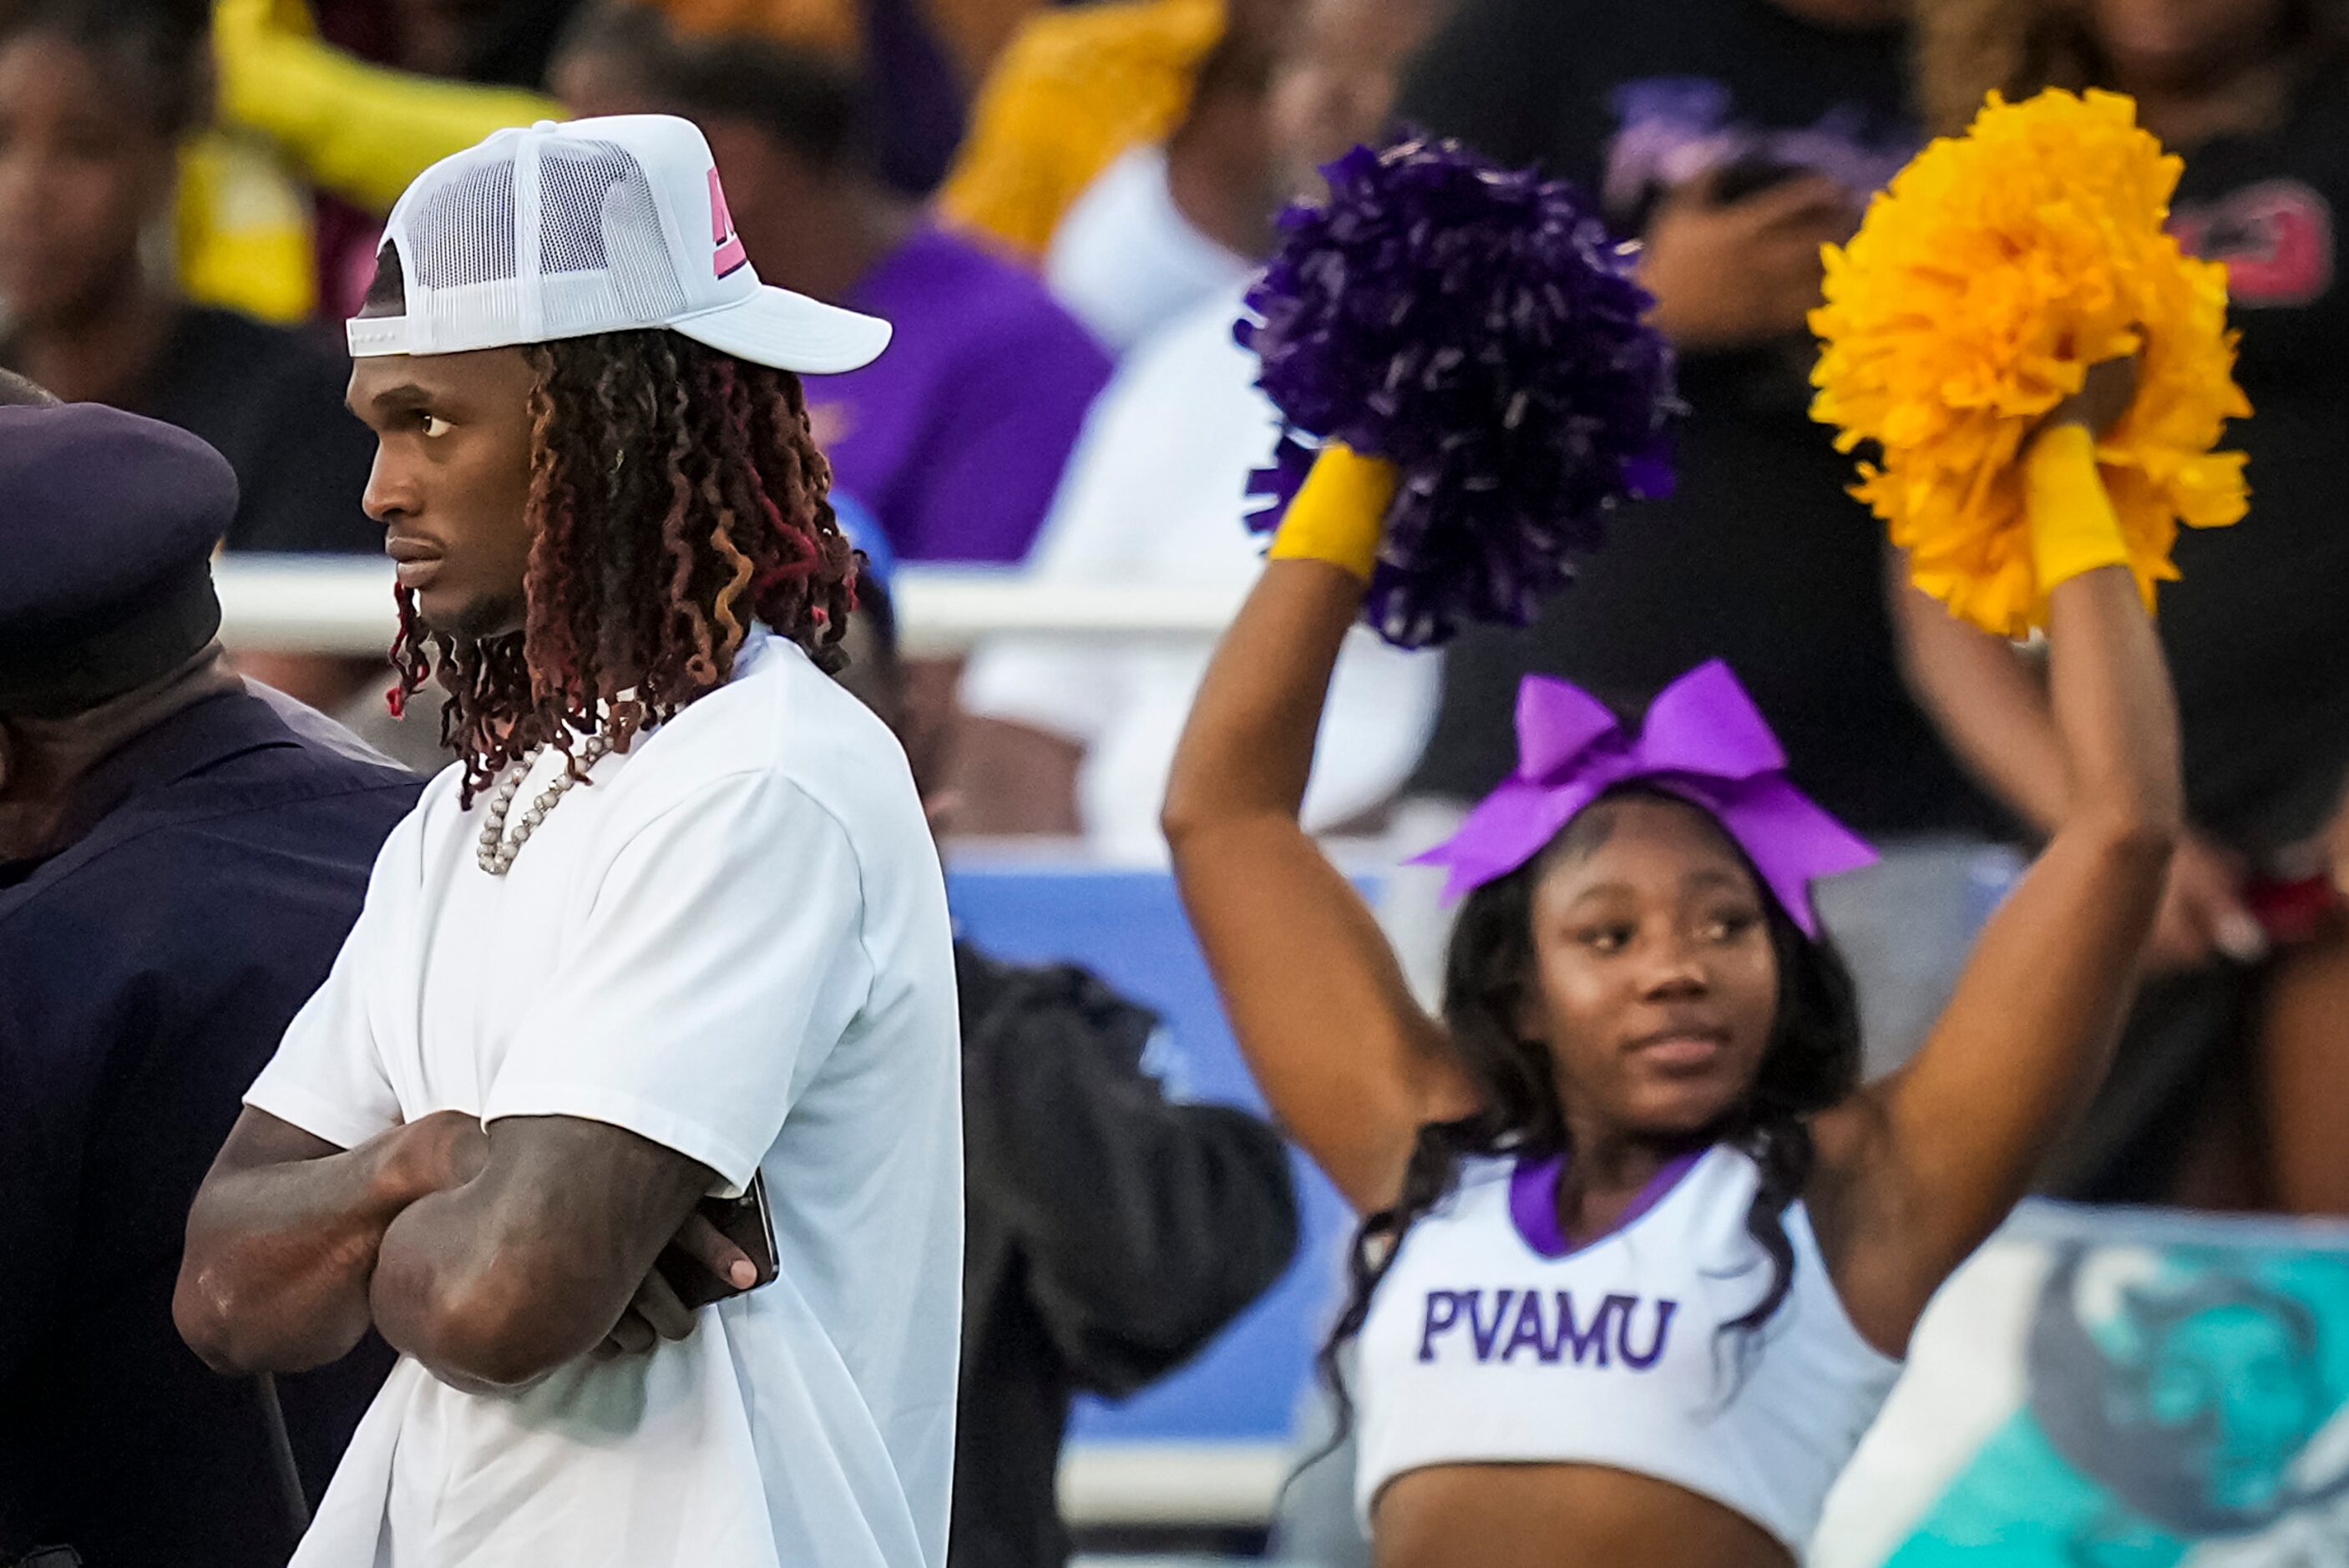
[0,402,240,716]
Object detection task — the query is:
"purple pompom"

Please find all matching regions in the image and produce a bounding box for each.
[1238,136,1678,648]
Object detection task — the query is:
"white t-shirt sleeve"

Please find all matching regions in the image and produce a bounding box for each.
[481,769,872,1194]
[244,809,419,1151]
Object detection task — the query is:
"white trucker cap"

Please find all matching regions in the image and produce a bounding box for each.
[347,114,892,373]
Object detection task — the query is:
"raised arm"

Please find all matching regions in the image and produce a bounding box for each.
[213,0,559,217]
[1816,415,2183,1350]
[1162,450,1474,1214]
[1894,549,2263,975]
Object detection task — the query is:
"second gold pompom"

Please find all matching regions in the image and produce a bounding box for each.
[1809,88,2250,639]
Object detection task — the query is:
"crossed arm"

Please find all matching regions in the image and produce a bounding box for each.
[177,1107,752,1393]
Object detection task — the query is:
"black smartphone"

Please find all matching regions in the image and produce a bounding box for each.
[657,1171,779,1310]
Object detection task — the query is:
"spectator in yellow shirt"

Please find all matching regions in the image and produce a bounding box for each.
[937,0,1247,260]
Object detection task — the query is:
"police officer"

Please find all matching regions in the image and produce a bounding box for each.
[0,387,418,1566]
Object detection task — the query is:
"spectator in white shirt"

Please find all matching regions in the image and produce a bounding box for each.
[954,0,1453,854]
[1041,13,1283,355]
[173,116,961,1568]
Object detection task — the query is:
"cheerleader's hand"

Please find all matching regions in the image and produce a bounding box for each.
[2025,352,2143,602]
[2045,352,2141,438]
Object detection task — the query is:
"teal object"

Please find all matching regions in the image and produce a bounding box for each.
[1894,1237,2349,1564]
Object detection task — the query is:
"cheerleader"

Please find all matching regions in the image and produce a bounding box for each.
[1161,347,2180,1566]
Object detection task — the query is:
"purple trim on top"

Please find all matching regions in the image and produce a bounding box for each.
[1508,1146,1709,1260]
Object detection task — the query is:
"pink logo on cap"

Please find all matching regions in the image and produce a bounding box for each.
[710,169,748,278]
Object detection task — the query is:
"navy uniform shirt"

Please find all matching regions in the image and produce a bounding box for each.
[0,688,422,1567]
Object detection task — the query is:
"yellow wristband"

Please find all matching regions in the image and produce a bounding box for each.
[1268,443,1399,582]
[2024,423,2129,596]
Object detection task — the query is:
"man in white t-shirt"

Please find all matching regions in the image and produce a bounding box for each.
[173,115,961,1568]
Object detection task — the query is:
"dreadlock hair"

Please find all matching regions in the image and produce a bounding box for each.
[1305,787,1863,1464]
[386,308,858,805]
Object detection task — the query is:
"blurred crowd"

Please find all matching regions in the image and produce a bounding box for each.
[3,0,2348,1561]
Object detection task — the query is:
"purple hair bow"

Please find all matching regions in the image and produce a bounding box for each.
[1411,661,1876,936]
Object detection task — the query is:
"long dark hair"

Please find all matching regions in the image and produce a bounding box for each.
[387,325,858,805]
[1312,788,1863,1449]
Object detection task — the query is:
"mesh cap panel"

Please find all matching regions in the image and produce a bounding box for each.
[410,158,517,291]
[383,137,687,352]
[350,115,893,373]
[535,141,690,336]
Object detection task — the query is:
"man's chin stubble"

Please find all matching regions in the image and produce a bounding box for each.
[425,593,527,645]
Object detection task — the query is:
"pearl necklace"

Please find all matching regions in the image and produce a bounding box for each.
[476,736,612,875]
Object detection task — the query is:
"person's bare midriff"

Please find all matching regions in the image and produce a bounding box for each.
[1372,1461,1793,1568]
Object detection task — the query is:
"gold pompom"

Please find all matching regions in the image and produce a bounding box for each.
[1809,89,2250,638]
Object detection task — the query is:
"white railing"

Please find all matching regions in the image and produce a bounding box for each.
[216,555,1246,658]
[1060,1444,1289,1530]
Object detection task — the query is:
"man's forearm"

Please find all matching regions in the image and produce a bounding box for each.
[366,1118,713,1394]
[176,1120,439,1375]
[367,1183,549,1396]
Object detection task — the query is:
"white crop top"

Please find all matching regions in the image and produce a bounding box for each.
[1354,1145,1902,1555]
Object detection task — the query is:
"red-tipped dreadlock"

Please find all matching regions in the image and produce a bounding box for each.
[389,328,859,804]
